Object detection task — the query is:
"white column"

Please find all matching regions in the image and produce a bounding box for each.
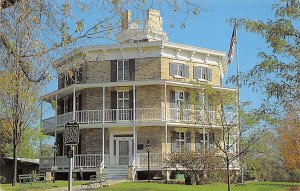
[55,93,58,151]
[133,84,136,167]
[164,81,168,159]
[102,87,105,166]
[40,100,43,155]
[203,126,206,153]
[73,87,76,121]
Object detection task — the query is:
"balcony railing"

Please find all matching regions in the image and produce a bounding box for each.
[42,108,237,132]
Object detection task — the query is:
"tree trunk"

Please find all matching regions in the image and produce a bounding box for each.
[226,160,231,191]
[12,127,17,186]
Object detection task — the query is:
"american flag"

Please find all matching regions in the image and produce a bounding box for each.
[227,24,237,64]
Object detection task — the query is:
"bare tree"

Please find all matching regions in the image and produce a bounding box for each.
[189,85,260,191]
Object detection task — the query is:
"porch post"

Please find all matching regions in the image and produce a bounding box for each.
[55,93,58,150]
[133,84,136,167]
[164,81,168,159]
[73,87,77,154]
[102,86,105,166]
[40,100,43,155]
[203,127,206,153]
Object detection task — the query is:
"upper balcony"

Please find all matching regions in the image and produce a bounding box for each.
[42,108,237,133]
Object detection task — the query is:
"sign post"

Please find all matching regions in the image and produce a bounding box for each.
[64,121,79,191]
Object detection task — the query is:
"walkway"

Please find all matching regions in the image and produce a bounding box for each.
[45,180,128,191]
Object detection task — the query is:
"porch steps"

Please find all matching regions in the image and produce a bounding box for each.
[103,167,128,180]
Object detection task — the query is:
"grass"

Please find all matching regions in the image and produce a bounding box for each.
[1,181,299,191]
[0,180,85,191]
[97,181,300,191]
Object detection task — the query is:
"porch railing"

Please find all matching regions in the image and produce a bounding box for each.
[39,154,104,169]
[136,153,162,168]
[74,154,102,168]
[42,108,237,132]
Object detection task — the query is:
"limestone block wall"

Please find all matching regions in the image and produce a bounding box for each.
[136,126,163,153]
[135,57,161,80]
[86,61,111,83]
[80,128,109,154]
[136,85,163,108]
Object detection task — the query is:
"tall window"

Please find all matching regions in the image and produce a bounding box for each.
[169,63,189,78]
[174,91,184,108]
[193,66,212,81]
[117,91,129,109]
[195,132,209,150]
[63,99,68,113]
[175,131,185,152]
[117,60,130,81]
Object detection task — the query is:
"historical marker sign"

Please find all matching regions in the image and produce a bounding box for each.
[64,121,79,146]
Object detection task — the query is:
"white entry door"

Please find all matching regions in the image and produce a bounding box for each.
[115,138,133,166]
[117,140,129,166]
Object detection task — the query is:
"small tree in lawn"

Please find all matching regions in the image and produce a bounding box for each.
[190,85,260,191]
[166,149,221,185]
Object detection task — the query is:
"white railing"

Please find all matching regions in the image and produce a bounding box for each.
[42,108,237,132]
[57,112,73,126]
[74,154,102,168]
[42,117,56,132]
[76,110,103,123]
[136,108,164,121]
[137,153,162,168]
[40,156,70,169]
[39,157,54,169]
[40,154,106,169]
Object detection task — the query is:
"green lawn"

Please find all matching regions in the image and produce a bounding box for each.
[98,182,300,191]
[0,180,85,191]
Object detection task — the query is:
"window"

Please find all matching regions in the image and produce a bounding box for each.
[117,91,130,109]
[117,60,130,81]
[194,66,212,81]
[174,91,184,108]
[175,131,185,152]
[169,63,189,78]
[63,99,68,113]
[226,135,237,153]
[195,132,209,150]
[62,68,82,87]
[64,74,69,87]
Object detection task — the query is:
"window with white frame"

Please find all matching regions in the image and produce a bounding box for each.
[174,91,184,108]
[117,91,129,109]
[169,63,189,78]
[117,60,130,81]
[175,131,185,152]
[194,66,212,81]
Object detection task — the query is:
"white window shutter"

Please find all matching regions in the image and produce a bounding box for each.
[169,63,176,76]
[184,64,189,78]
[194,66,201,79]
[208,68,212,81]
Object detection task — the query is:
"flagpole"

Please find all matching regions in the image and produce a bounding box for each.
[235,19,243,185]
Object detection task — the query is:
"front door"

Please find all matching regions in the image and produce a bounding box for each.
[111,135,133,167]
[117,140,130,166]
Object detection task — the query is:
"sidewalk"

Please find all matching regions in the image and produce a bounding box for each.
[45,180,128,191]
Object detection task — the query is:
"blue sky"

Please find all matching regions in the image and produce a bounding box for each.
[43,0,277,117]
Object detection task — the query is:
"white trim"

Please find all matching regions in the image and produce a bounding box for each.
[54,41,227,75]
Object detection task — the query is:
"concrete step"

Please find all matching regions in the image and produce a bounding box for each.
[103,168,128,180]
